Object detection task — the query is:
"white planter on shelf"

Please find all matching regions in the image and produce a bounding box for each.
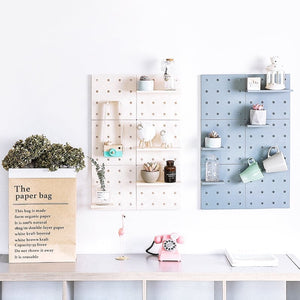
[250,110,266,125]
[204,137,221,148]
[141,170,160,183]
[138,80,154,91]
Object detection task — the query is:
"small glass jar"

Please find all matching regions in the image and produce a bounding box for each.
[162,58,176,90]
[164,160,176,183]
[205,156,219,182]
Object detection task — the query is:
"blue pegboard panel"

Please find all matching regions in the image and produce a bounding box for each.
[200,74,291,210]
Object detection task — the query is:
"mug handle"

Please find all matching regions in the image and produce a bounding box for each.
[268,146,279,158]
[248,158,256,165]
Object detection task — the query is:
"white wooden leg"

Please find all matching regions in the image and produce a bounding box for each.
[62,281,74,300]
[214,281,226,300]
[142,280,147,300]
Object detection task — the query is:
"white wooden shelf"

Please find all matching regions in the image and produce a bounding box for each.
[136,181,180,187]
[137,90,178,94]
[246,89,292,93]
[201,180,225,185]
[1,254,300,300]
[137,147,181,152]
[246,124,270,128]
[201,147,224,151]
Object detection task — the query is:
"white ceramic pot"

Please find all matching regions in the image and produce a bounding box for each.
[141,170,160,183]
[205,137,221,148]
[138,80,154,91]
[250,110,266,125]
[95,189,110,205]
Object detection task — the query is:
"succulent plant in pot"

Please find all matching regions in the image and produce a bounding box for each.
[88,157,110,205]
[141,161,160,183]
[204,130,221,148]
[137,75,154,91]
[250,103,266,125]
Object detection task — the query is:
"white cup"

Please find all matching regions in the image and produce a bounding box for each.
[263,146,288,173]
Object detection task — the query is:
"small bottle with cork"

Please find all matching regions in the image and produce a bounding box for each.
[164,160,176,183]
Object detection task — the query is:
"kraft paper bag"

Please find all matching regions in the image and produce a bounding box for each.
[8,169,76,263]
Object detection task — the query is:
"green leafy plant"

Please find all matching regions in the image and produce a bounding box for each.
[88,157,106,191]
[2,135,85,172]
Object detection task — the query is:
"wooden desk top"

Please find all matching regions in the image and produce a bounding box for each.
[1,254,300,282]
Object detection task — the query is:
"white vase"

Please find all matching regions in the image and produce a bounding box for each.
[250,110,266,125]
[141,170,160,183]
[205,137,221,148]
[95,189,110,205]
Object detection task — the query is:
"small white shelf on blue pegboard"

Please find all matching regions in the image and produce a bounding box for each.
[246,89,292,93]
[201,180,224,185]
[201,147,224,151]
[246,124,270,128]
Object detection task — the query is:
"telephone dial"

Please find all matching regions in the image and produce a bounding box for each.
[146,233,183,262]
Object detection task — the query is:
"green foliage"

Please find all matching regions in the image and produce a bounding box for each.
[2,135,85,172]
[88,157,106,191]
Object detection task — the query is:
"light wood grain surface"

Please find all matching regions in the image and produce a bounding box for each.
[1,254,300,282]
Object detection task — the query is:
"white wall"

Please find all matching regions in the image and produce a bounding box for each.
[1,0,300,258]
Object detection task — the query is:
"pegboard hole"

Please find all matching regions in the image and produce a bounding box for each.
[107,90,110,93]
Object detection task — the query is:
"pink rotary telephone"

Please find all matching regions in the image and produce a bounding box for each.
[146,233,184,262]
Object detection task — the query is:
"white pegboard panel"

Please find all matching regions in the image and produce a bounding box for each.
[92,75,137,120]
[137,92,180,120]
[91,74,181,210]
[136,183,180,210]
[92,120,136,166]
[92,165,136,210]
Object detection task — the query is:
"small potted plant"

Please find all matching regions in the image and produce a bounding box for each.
[250,104,266,125]
[141,161,160,183]
[88,157,110,205]
[204,130,221,148]
[137,75,154,91]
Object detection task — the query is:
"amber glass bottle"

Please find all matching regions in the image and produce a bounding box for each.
[164,160,176,183]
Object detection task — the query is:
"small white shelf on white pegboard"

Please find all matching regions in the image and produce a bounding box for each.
[137,147,181,152]
[137,90,178,94]
[136,181,181,187]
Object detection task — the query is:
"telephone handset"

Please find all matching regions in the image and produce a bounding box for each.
[146,233,183,262]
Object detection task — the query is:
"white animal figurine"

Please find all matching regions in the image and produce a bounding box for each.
[160,130,173,148]
[266,56,283,71]
[137,123,156,148]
